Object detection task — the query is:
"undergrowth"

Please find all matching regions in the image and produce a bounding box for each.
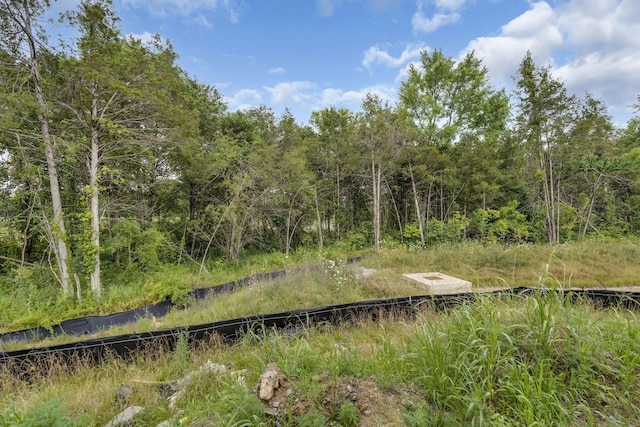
[2,290,640,425]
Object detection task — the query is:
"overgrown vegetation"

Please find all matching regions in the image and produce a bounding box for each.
[1,2,640,422]
[1,0,639,309]
[3,278,640,425]
[2,239,639,338]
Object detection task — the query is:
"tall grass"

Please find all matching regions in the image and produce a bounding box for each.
[3,240,640,424]
[3,239,639,335]
[3,289,640,425]
[368,239,640,288]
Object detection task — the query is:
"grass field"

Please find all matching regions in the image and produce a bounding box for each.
[2,240,640,425]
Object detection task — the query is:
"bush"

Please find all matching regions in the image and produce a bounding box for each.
[0,398,73,427]
[470,201,530,243]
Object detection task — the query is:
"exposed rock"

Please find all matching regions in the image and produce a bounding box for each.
[256,363,286,401]
[104,406,144,427]
[168,388,186,409]
[115,384,134,406]
[255,363,293,417]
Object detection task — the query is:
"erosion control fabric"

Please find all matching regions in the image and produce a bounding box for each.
[0,269,291,344]
[2,287,640,376]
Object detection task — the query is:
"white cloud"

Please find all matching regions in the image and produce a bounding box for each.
[435,0,466,11]
[126,31,158,46]
[319,88,367,107]
[553,0,640,121]
[463,1,563,87]
[193,14,213,28]
[461,0,640,125]
[269,67,286,75]
[412,11,460,33]
[320,84,397,109]
[225,88,263,111]
[412,0,469,33]
[223,81,399,123]
[362,43,428,70]
[264,81,317,105]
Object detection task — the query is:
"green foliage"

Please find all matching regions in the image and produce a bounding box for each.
[399,292,640,425]
[0,398,73,427]
[402,223,422,245]
[337,401,359,426]
[1,0,640,379]
[102,219,167,272]
[214,386,267,426]
[335,229,369,251]
[69,210,99,277]
[425,213,467,244]
[403,401,453,427]
[173,330,191,371]
[296,409,328,426]
[470,201,530,242]
[4,246,640,424]
[0,266,79,330]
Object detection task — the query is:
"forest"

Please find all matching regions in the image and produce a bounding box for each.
[1,0,640,305]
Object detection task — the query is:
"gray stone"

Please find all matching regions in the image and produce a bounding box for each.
[115,384,134,405]
[104,406,144,427]
[256,363,285,401]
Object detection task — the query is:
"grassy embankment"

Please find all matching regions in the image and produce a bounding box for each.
[2,239,640,425]
[3,239,639,340]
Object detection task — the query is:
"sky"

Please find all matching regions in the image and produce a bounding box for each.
[48,0,640,127]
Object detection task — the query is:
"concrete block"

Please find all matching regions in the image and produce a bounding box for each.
[402,272,472,295]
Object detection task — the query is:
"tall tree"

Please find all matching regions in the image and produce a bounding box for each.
[0,0,73,294]
[308,107,357,242]
[58,0,185,296]
[514,52,576,243]
[565,95,615,236]
[266,111,314,257]
[357,94,405,254]
[398,49,509,227]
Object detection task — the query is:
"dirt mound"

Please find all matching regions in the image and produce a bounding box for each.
[256,364,406,425]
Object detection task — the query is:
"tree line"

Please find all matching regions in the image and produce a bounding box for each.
[1,0,639,300]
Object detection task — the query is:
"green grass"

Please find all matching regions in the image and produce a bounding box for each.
[373,239,640,288]
[3,290,640,425]
[2,239,639,335]
[2,239,640,350]
[2,239,640,424]
[0,247,363,333]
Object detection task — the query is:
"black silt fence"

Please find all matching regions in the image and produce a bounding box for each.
[0,257,365,346]
[3,287,640,377]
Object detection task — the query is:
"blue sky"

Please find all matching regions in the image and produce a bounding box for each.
[51,0,640,126]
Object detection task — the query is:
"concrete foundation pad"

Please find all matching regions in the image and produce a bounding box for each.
[403,272,472,295]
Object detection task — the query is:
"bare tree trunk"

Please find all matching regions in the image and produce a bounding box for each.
[425,181,433,244]
[335,151,341,241]
[314,189,323,251]
[371,154,381,254]
[548,147,557,244]
[386,179,404,244]
[556,178,561,243]
[21,5,72,294]
[409,165,425,246]
[582,174,602,237]
[540,149,556,244]
[90,90,101,299]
